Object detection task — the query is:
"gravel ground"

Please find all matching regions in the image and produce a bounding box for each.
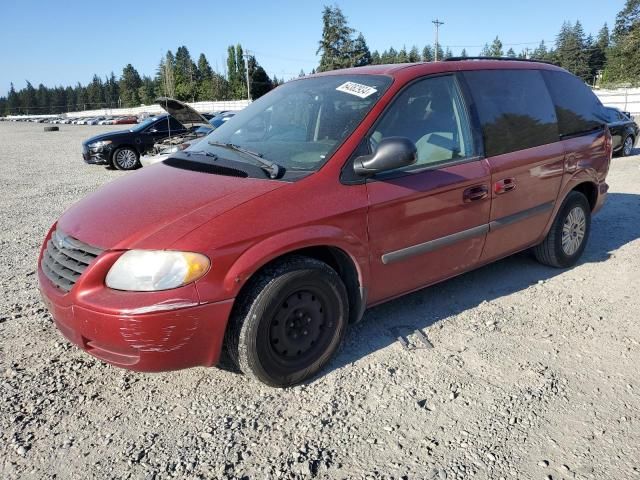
[1,122,639,480]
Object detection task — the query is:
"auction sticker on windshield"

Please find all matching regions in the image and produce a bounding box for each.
[336,82,378,99]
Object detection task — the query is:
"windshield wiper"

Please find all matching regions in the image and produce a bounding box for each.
[186,150,218,159]
[207,141,282,179]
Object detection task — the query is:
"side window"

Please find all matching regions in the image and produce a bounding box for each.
[371,75,475,170]
[463,70,558,157]
[542,71,605,138]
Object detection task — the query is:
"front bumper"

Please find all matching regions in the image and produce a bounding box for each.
[38,262,234,372]
[82,144,110,164]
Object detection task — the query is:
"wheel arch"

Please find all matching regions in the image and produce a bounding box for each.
[223,230,369,325]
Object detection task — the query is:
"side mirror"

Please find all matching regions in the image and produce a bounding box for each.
[354,137,417,177]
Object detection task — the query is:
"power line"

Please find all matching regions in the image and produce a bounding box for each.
[432,19,445,61]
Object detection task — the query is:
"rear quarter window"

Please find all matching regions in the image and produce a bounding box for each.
[542,71,605,138]
[462,70,559,157]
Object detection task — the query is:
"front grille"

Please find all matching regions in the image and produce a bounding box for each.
[41,229,103,292]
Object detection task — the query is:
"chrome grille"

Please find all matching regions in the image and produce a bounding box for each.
[41,229,103,292]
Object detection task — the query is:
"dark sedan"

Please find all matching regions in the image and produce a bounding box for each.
[603,107,638,157]
[82,115,187,170]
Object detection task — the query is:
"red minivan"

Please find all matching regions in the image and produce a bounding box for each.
[38,59,611,387]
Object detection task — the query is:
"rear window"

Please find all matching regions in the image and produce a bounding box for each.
[542,71,605,138]
[462,70,559,157]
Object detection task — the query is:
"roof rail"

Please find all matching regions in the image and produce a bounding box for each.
[443,56,557,66]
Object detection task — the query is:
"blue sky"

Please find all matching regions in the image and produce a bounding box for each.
[0,0,623,96]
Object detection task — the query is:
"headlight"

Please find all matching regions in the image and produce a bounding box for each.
[106,250,210,291]
[89,140,112,148]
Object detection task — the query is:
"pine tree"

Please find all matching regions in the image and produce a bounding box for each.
[352,33,372,67]
[422,45,434,62]
[444,47,453,59]
[7,83,20,114]
[480,43,491,57]
[317,5,355,71]
[532,40,549,60]
[555,21,590,81]
[506,48,516,58]
[174,46,196,101]
[371,50,381,64]
[119,64,142,107]
[489,36,504,57]
[460,48,468,58]
[397,46,409,63]
[604,0,640,85]
[409,45,420,62]
[388,47,398,63]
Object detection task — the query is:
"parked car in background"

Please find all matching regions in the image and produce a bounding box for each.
[140,103,236,167]
[113,116,138,125]
[40,60,611,387]
[86,117,106,125]
[602,106,638,156]
[97,117,113,125]
[82,113,188,169]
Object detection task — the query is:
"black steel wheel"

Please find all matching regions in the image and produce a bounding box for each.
[225,255,348,387]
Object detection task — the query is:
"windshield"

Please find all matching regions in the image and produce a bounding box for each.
[194,74,392,172]
[131,116,162,132]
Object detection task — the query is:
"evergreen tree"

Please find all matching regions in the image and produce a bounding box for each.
[86,74,105,108]
[409,45,420,62]
[174,46,197,101]
[460,48,468,58]
[138,76,156,105]
[119,64,142,107]
[196,53,214,101]
[422,45,434,62]
[352,33,372,67]
[7,83,19,114]
[157,51,176,98]
[506,48,516,58]
[250,57,274,99]
[388,47,398,63]
[397,46,409,63]
[371,50,381,64]
[317,5,354,71]
[444,47,453,59]
[480,43,491,57]
[21,81,37,114]
[532,40,549,60]
[555,21,590,81]
[489,36,504,57]
[604,0,640,85]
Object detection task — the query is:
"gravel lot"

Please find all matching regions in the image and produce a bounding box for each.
[1,122,639,480]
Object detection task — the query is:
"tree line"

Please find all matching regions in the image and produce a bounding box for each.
[0,44,277,116]
[2,0,639,116]
[316,0,640,86]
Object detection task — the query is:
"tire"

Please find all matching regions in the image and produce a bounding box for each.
[225,255,349,387]
[622,135,634,157]
[44,126,59,132]
[112,147,140,170]
[533,191,591,268]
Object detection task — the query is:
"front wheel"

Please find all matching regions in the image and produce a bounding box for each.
[112,147,140,170]
[622,136,634,157]
[225,256,348,387]
[533,191,591,268]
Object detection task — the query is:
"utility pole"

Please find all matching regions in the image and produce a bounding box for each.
[242,51,252,102]
[432,19,444,61]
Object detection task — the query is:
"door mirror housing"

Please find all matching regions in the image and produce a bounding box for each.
[353,137,417,177]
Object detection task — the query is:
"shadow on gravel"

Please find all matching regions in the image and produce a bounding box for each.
[324,192,640,377]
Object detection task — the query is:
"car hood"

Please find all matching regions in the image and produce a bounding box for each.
[83,130,132,145]
[156,97,210,127]
[57,163,286,250]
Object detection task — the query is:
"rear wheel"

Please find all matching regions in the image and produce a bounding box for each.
[225,256,348,387]
[533,191,591,268]
[112,147,139,170]
[622,135,634,157]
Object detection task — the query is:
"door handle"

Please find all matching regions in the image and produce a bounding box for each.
[494,178,517,195]
[463,185,489,203]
